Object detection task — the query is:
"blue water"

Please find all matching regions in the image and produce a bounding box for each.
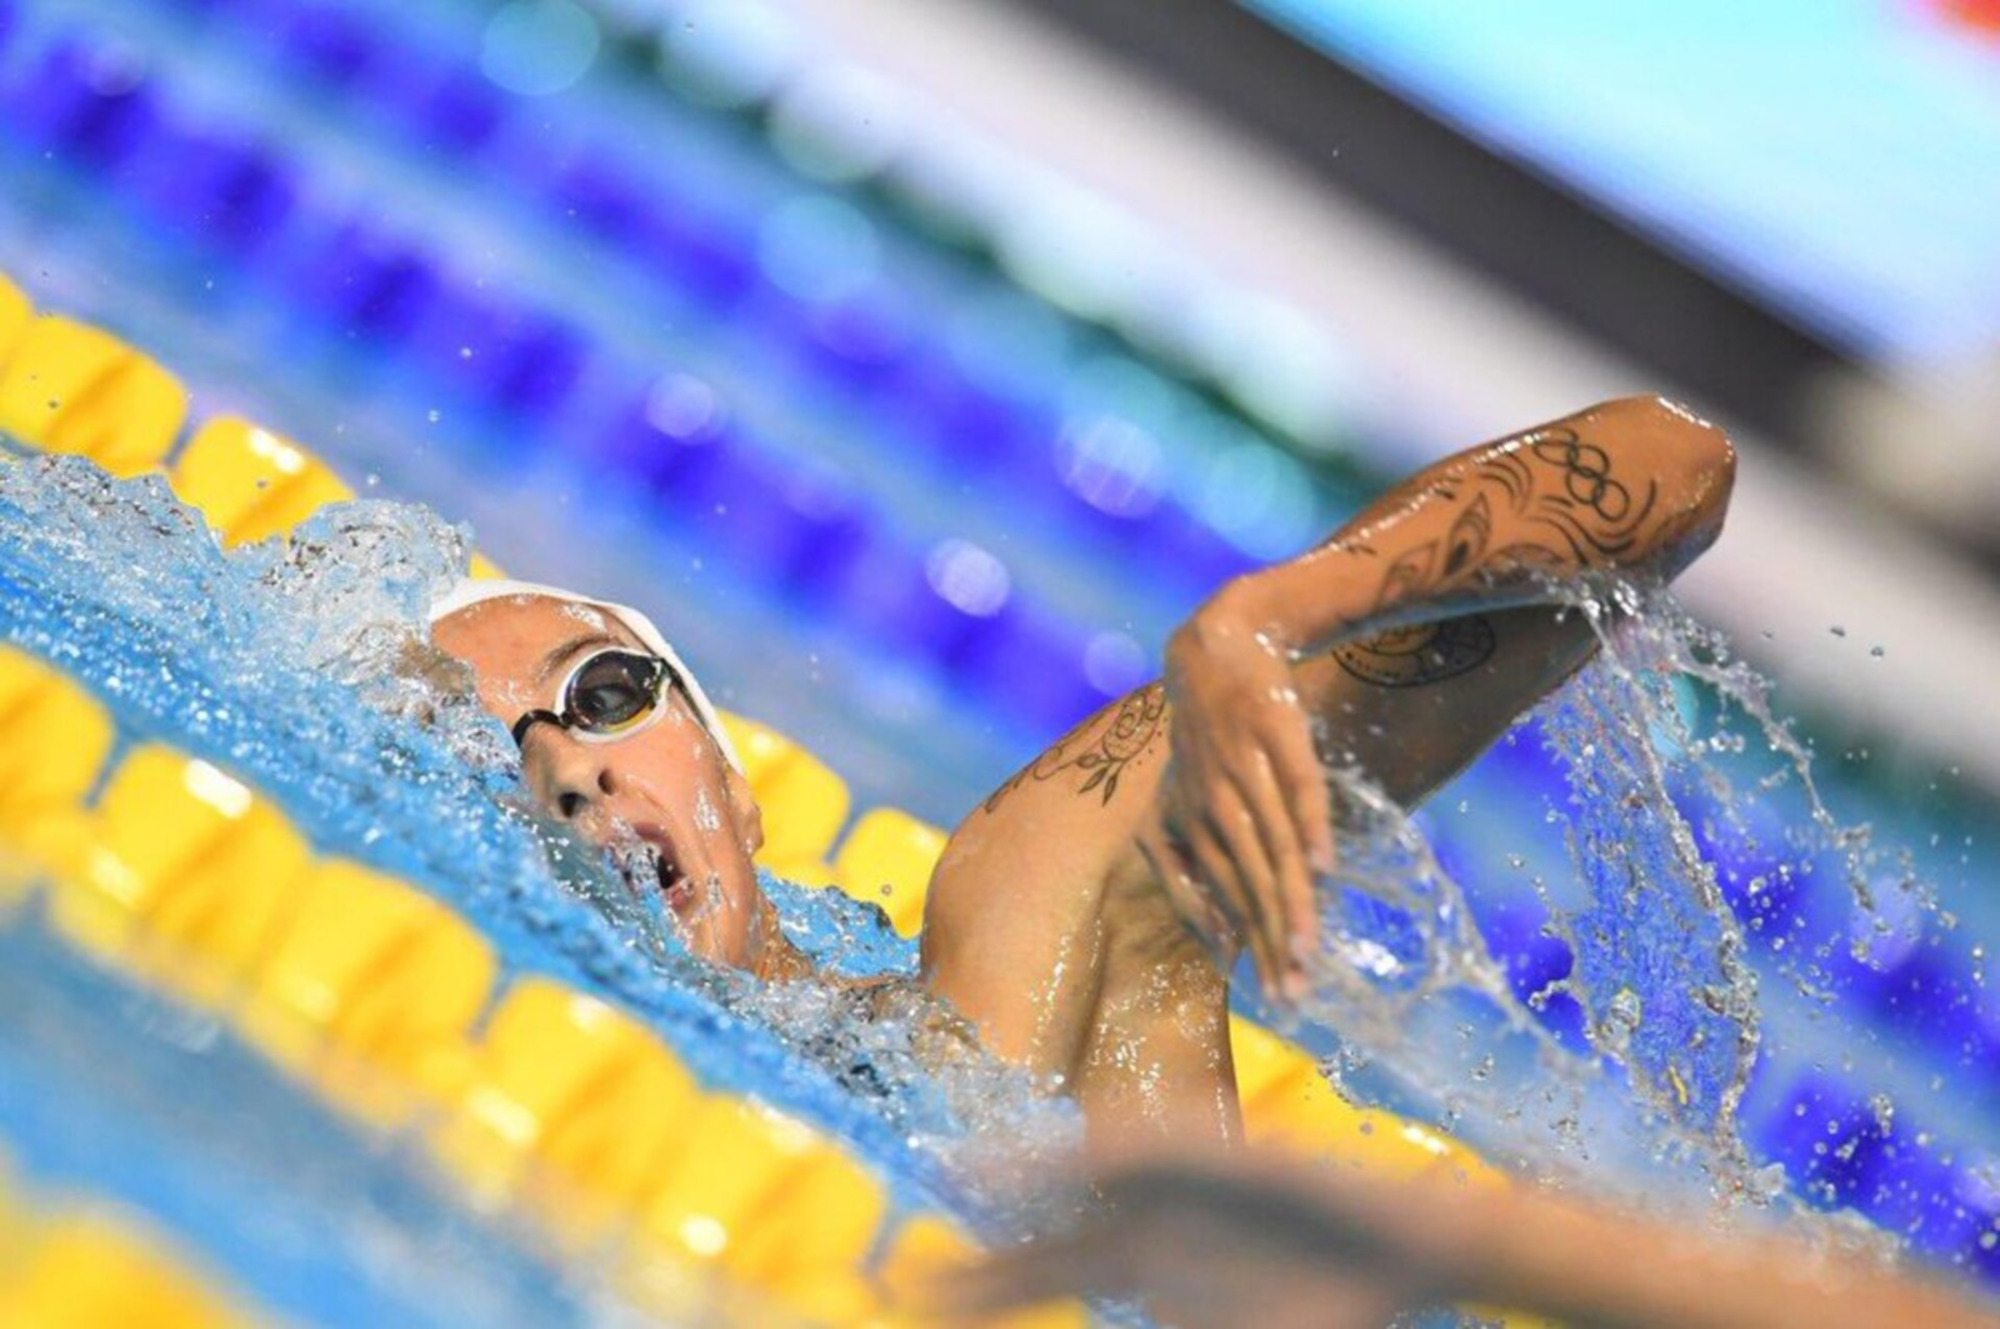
[2,0,1998,1309]
[1218,576,2000,1290]
[5,453,1998,1307]
[0,914,588,1328]
[0,454,1070,1241]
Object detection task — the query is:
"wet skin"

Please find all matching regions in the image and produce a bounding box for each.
[437,397,1737,1155]
[431,596,808,982]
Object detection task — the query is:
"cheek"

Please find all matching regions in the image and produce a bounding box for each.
[692,784,724,835]
[621,724,726,804]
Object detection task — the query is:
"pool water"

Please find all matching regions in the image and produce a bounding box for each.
[4,428,1994,1317]
[2,0,1998,1317]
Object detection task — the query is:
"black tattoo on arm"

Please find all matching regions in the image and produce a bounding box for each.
[1441,492,1494,578]
[1330,617,1497,687]
[1314,423,1682,687]
[1375,542,1439,611]
[1517,429,1658,561]
[981,683,1169,814]
[1341,424,1669,618]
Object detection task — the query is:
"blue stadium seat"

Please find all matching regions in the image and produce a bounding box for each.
[273,2,382,91]
[380,57,508,154]
[1842,941,1989,1072]
[699,447,823,577]
[1471,895,1591,1053]
[637,197,758,307]
[4,34,164,171]
[1675,782,1836,952]
[766,460,875,600]
[122,127,298,255]
[950,598,1099,735]
[1155,502,1261,595]
[1752,1070,1891,1211]
[826,522,961,662]
[414,291,587,424]
[766,287,919,393]
[1863,1138,1985,1261]
[286,221,442,344]
[889,346,1049,476]
[548,156,661,249]
[592,376,739,497]
[1479,897,1575,1001]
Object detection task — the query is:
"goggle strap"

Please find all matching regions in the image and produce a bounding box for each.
[512,708,563,747]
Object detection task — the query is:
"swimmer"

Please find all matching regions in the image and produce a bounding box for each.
[432,395,1735,1145]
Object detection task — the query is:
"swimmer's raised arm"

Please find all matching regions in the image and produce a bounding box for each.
[924,396,1731,1141]
[1216,395,1733,655]
[1147,395,1735,999]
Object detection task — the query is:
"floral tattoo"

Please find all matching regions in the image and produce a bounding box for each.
[982,683,1168,813]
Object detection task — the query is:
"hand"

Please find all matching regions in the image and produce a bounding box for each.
[1140,582,1336,1003]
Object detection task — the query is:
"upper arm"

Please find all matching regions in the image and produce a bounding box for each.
[919,685,1175,1070]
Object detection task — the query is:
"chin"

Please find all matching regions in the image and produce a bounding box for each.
[693,874,762,972]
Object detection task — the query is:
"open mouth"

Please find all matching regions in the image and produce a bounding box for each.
[655,851,697,916]
[609,836,697,917]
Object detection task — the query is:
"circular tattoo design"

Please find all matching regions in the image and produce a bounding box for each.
[1532,432,1632,522]
[1332,616,1498,688]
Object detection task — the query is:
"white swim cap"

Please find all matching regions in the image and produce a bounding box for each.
[428,578,742,774]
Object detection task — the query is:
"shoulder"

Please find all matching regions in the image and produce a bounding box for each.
[928,682,1172,924]
[916,684,1174,1050]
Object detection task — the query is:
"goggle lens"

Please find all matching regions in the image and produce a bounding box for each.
[512,648,673,749]
[568,651,661,732]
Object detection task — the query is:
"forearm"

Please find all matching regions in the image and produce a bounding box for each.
[1214,396,1735,658]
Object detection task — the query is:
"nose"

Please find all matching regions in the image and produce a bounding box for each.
[536,733,621,834]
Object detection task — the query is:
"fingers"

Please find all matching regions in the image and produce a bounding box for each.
[1262,708,1338,959]
[1199,719,1327,1003]
[1228,747,1317,1002]
[1188,785,1289,1003]
[1136,814,1235,966]
[1155,684,1336,1003]
[1156,750,1326,1003]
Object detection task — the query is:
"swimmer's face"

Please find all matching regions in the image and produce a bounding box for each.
[433,594,770,972]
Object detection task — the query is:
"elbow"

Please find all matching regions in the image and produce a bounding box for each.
[1664,398,1736,523]
[1599,394,1736,515]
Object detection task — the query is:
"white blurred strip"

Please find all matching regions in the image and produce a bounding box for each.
[780,0,2000,792]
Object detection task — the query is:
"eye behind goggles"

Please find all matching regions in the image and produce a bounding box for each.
[511,647,677,748]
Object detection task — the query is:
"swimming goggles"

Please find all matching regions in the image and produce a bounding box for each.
[511,646,679,748]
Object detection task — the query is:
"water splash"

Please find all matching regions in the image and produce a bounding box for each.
[1285,571,1991,1261]
[0,452,1074,1231]
[1534,582,1761,1159]
[8,451,1992,1282]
